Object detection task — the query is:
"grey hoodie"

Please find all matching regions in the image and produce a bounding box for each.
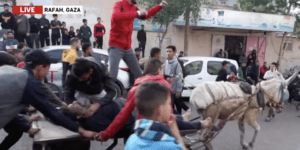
[15,15,30,34]
[163,57,183,94]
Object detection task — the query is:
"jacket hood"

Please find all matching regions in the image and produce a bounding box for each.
[134,75,165,86]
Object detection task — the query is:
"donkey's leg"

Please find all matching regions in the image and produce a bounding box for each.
[247,119,260,148]
[238,119,249,149]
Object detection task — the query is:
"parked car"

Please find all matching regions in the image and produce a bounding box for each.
[179,57,239,97]
[44,46,130,97]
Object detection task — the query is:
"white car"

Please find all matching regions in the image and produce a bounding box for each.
[179,57,239,97]
[44,46,130,97]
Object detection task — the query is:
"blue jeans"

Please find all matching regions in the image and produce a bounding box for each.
[108,46,142,80]
[176,115,201,130]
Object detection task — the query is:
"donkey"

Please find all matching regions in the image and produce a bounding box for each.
[190,72,298,150]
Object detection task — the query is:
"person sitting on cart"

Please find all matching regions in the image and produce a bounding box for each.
[0,50,97,142]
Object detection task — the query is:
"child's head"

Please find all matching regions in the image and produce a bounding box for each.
[135,81,171,124]
[230,71,235,76]
[143,58,162,75]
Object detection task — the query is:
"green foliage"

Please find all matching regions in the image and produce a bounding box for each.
[139,0,203,28]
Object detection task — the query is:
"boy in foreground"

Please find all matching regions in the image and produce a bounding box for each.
[125,81,186,150]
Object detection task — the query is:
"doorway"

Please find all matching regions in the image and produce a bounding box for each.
[225,36,246,63]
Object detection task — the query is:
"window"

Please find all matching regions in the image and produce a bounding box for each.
[207,61,236,75]
[185,61,203,75]
[46,49,83,62]
[47,49,64,62]
[283,41,293,51]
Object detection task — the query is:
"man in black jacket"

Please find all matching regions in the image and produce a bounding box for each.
[28,14,40,48]
[64,57,117,118]
[137,25,146,58]
[216,61,230,81]
[0,4,15,37]
[39,14,50,47]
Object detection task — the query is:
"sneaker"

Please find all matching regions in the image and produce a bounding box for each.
[265,117,271,122]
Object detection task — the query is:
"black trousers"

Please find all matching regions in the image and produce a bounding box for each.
[81,38,91,45]
[15,33,32,47]
[138,43,146,58]
[0,117,29,150]
[172,93,189,114]
[40,32,50,48]
[51,34,61,45]
[96,37,103,49]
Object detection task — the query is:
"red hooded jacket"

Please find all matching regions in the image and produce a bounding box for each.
[109,0,162,50]
[100,75,173,141]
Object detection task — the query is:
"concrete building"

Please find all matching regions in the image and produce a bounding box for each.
[13,0,300,73]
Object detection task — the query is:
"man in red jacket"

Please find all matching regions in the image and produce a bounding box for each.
[108,0,168,81]
[96,58,212,141]
[94,17,105,49]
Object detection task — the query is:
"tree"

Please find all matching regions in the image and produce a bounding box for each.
[140,0,203,54]
[233,0,300,70]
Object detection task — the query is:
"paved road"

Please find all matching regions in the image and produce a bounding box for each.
[1,102,300,150]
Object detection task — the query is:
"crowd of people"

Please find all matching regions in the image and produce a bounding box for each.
[1,0,300,150]
[0,4,106,52]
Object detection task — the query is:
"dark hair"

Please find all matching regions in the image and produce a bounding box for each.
[141,24,144,26]
[62,21,66,24]
[97,17,101,20]
[134,47,140,52]
[17,43,27,50]
[271,62,278,68]
[72,58,92,78]
[53,14,58,17]
[150,47,161,58]
[10,49,22,55]
[166,45,176,52]
[70,38,79,45]
[82,43,91,53]
[0,51,17,66]
[83,19,87,23]
[144,58,162,75]
[7,31,13,34]
[180,51,184,53]
[135,81,170,118]
[70,26,74,29]
[3,4,9,7]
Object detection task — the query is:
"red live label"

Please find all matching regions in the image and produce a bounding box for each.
[12,6,43,14]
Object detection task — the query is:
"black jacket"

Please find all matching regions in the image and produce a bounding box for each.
[137,30,146,45]
[29,17,40,33]
[39,17,50,32]
[0,11,15,30]
[216,68,228,82]
[69,31,76,39]
[64,57,117,106]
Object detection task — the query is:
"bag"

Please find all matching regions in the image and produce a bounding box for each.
[177,58,189,78]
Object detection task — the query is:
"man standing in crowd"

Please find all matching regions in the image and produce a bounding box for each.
[108,0,168,82]
[134,47,141,60]
[61,22,70,45]
[179,51,184,57]
[9,49,23,62]
[137,24,146,58]
[2,31,18,51]
[82,43,93,57]
[28,14,40,49]
[164,45,190,114]
[260,61,269,80]
[94,17,105,49]
[139,47,161,70]
[247,50,257,67]
[39,14,50,48]
[0,4,15,37]
[0,50,97,143]
[0,33,7,51]
[216,60,229,82]
[14,14,30,46]
[69,26,76,39]
[80,19,92,45]
[237,60,249,82]
[62,38,80,88]
[249,60,260,85]
[215,49,227,58]
[50,14,61,45]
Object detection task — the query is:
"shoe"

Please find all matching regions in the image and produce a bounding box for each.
[265,117,270,122]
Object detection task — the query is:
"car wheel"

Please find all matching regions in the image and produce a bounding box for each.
[112,82,122,99]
